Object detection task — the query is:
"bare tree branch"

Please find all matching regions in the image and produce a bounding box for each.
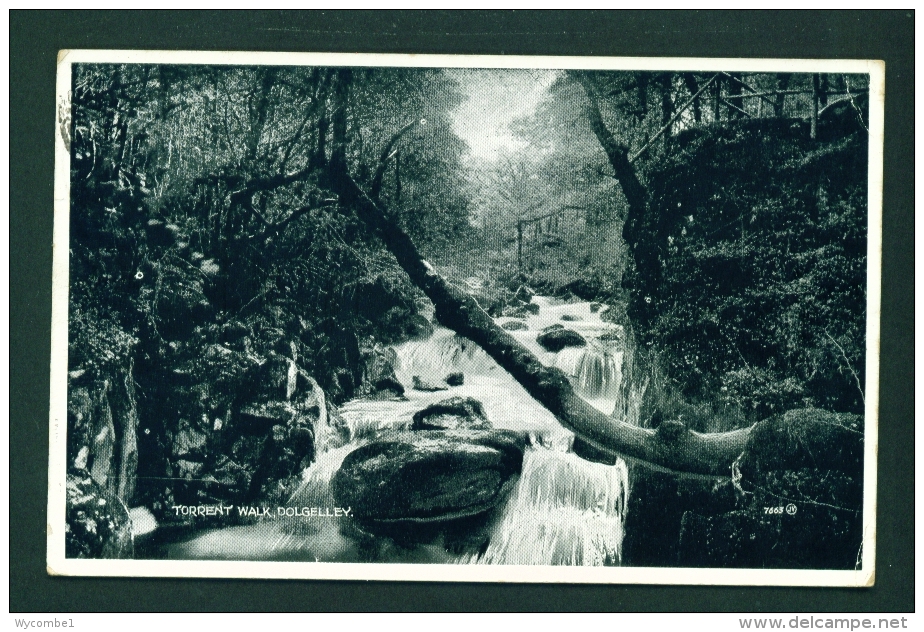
[369,119,420,201]
[572,72,649,241]
[629,73,719,162]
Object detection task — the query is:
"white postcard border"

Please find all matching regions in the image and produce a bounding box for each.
[48,49,883,586]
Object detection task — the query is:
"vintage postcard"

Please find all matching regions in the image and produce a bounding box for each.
[48,50,882,585]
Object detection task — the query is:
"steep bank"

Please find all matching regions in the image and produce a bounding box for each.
[625,120,868,430]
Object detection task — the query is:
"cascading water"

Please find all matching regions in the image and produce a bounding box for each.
[575,349,623,401]
[461,447,629,566]
[338,295,632,565]
[337,326,577,445]
[168,296,632,566]
[501,296,626,415]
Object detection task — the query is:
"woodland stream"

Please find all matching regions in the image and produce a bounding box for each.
[168,297,633,565]
[62,63,871,575]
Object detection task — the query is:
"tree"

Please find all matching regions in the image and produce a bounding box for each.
[568,69,869,424]
[69,63,868,483]
[324,113,751,477]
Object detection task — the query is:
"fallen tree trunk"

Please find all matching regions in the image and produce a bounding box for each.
[327,160,752,477]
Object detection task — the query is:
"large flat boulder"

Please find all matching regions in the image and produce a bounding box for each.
[331,429,525,524]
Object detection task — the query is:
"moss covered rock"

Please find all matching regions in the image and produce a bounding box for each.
[331,429,525,525]
[536,328,586,352]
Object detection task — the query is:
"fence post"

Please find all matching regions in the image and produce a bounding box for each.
[517,220,523,273]
[811,73,820,139]
[774,73,790,117]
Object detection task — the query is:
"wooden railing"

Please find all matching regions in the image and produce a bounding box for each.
[715,72,861,140]
[515,205,586,271]
[510,72,865,272]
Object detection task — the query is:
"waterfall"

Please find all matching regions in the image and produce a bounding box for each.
[167,297,634,566]
[287,443,362,508]
[575,348,623,399]
[394,328,499,383]
[314,297,632,566]
[460,447,630,566]
[394,299,625,391]
[338,326,574,441]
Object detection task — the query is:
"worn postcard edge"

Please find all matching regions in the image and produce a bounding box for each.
[47,50,884,586]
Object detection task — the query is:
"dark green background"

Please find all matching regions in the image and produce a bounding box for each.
[11,10,914,612]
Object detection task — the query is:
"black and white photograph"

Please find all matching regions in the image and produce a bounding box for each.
[47,51,881,584]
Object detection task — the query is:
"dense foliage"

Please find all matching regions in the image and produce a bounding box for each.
[69,64,470,381]
[67,63,473,511]
[627,119,868,426]
[63,64,873,571]
[66,63,870,508]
